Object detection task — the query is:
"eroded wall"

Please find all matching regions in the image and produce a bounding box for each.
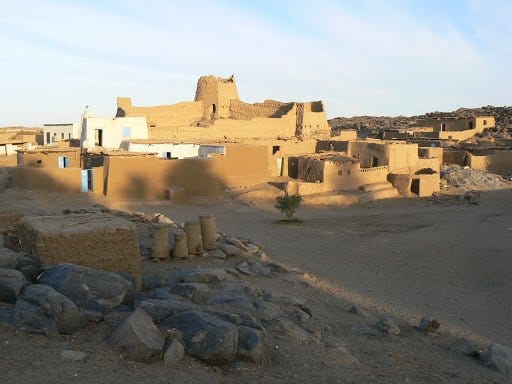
[17,150,81,168]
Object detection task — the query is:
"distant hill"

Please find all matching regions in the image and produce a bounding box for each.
[329,106,512,136]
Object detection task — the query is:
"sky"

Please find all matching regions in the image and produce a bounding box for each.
[1,0,511,126]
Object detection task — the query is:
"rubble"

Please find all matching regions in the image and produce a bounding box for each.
[441,164,512,191]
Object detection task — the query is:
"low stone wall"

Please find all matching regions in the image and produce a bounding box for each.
[11,167,82,194]
[17,214,141,286]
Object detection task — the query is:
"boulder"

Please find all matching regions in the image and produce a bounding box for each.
[12,284,87,334]
[348,305,369,318]
[450,337,480,358]
[237,326,267,364]
[169,267,234,286]
[483,343,512,375]
[218,243,241,257]
[137,297,199,322]
[236,260,272,277]
[417,316,440,333]
[39,264,134,314]
[164,339,185,366]
[376,317,401,335]
[107,308,165,362]
[161,310,238,364]
[0,249,43,282]
[0,268,28,303]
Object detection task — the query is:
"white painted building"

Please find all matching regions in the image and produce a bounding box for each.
[120,140,227,159]
[43,123,81,145]
[120,140,200,159]
[80,117,148,149]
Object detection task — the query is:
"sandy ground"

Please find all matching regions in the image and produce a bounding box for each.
[1,187,511,383]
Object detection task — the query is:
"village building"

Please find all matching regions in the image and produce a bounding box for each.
[80,116,148,149]
[43,123,81,145]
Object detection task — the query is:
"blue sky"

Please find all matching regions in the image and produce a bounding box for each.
[1,0,510,126]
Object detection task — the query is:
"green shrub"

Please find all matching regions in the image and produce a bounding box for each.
[275,193,302,221]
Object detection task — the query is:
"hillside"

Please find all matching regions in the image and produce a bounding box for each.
[328,105,512,136]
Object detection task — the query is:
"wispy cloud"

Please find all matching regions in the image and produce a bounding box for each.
[0,0,510,125]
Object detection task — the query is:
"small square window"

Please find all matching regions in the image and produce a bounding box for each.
[122,127,132,138]
[338,170,343,175]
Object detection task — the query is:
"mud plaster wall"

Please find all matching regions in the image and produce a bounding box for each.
[230,100,293,120]
[0,155,17,167]
[388,174,414,197]
[443,150,469,166]
[195,75,240,119]
[92,166,104,194]
[469,151,512,173]
[417,173,440,196]
[18,150,81,168]
[11,167,82,193]
[297,158,325,183]
[103,144,270,199]
[438,128,484,141]
[418,147,443,159]
[17,214,141,286]
[118,98,204,138]
[300,102,331,138]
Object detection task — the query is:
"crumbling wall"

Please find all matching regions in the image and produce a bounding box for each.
[297,157,324,182]
[17,214,141,285]
[195,75,240,119]
[117,98,204,139]
[229,100,293,120]
[300,102,331,138]
[388,174,413,197]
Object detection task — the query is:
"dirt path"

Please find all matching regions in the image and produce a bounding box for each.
[119,190,512,346]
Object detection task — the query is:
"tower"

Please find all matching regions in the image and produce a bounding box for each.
[194,75,240,120]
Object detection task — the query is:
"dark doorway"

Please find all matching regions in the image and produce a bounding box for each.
[212,104,217,115]
[87,169,94,191]
[468,121,473,129]
[411,179,420,195]
[46,132,50,144]
[441,123,446,131]
[95,129,103,146]
[372,157,379,167]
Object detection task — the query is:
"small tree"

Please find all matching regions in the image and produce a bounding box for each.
[275,193,302,222]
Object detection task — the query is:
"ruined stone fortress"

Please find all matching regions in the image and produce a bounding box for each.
[116,75,331,141]
[6,74,508,203]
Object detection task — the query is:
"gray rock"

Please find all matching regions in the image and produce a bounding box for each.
[483,343,512,375]
[12,284,87,334]
[0,268,28,303]
[164,339,185,366]
[0,250,42,282]
[81,309,104,323]
[161,310,238,364]
[15,253,43,282]
[237,326,267,364]
[236,260,272,277]
[218,243,241,257]
[376,317,401,335]
[61,349,88,362]
[39,264,134,314]
[269,318,317,344]
[107,308,165,362]
[137,297,199,322]
[450,337,480,358]
[264,261,290,274]
[417,316,440,333]
[206,249,226,259]
[348,305,369,318]
[169,267,234,286]
[0,251,18,269]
